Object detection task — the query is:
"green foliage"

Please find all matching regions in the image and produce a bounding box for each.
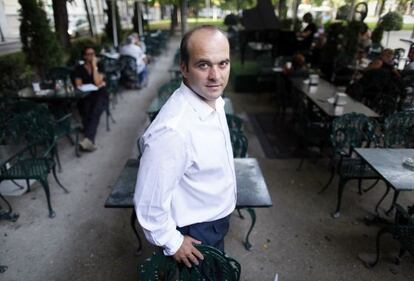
[219,0,256,11]
[67,37,102,66]
[18,0,63,78]
[336,5,351,21]
[0,52,33,96]
[380,11,403,32]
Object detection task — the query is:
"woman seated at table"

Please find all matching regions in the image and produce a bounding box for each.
[73,46,109,152]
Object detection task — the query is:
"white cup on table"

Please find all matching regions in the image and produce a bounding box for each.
[309,74,319,85]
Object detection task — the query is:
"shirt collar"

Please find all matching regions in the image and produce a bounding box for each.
[180,82,225,121]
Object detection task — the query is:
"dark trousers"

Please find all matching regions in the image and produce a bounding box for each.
[177,215,230,251]
[77,88,108,142]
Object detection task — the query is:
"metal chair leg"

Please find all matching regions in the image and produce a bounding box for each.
[52,166,69,193]
[26,179,31,192]
[319,165,335,194]
[75,131,80,157]
[54,146,62,173]
[236,208,244,219]
[130,209,143,256]
[39,179,55,218]
[0,192,19,222]
[106,109,110,132]
[11,180,25,190]
[296,158,305,171]
[243,208,256,250]
[367,227,389,267]
[395,248,406,265]
[386,191,400,216]
[65,133,75,145]
[375,184,390,214]
[332,178,346,218]
[363,179,380,193]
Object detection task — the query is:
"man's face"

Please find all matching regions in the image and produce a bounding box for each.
[180,30,230,108]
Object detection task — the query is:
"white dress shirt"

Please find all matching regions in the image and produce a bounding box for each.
[134,83,236,256]
[119,43,146,73]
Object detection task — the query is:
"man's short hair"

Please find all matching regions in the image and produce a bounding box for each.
[180,25,228,68]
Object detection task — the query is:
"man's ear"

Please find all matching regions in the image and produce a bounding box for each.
[180,62,188,79]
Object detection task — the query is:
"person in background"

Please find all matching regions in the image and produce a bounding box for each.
[134,25,235,268]
[73,46,109,152]
[358,23,372,54]
[283,53,309,77]
[368,48,400,77]
[404,46,414,70]
[297,12,317,51]
[120,33,148,87]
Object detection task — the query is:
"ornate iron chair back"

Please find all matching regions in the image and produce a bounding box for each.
[383,111,414,148]
[330,113,377,156]
[138,245,241,281]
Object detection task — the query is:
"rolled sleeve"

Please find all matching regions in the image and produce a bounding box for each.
[134,127,188,255]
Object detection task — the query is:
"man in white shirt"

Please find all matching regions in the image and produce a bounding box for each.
[120,33,147,85]
[134,25,236,268]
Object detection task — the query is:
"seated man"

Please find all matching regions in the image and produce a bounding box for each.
[73,46,109,152]
[120,33,148,87]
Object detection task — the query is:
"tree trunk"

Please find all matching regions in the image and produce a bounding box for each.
[278,0,287,19]
[52,0,70,48]
[160,4,165,20]
[180,0,188,35]
[170,4,178,35]
[376,0,387,17]
[83,0,94,37]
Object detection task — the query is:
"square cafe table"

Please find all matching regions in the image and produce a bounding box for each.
[105,158,272,254]
[354,148,414,214]
[290,77,379,118]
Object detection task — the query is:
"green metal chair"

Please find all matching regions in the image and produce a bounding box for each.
[0,103,68,218]
[147,78,182,120]
[45,66,74,96]
[99,56,122,108]
[137,245,241,281]
[119,55,140,89]
[365,203,414,267]
[318,113,380,218]
[226,114,243,133]
[382,111,414,149]
[229,129,248,158]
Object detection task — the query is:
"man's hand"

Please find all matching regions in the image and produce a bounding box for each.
[173,235,204,268]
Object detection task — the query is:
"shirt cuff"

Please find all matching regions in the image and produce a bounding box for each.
[162,231,184,256]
